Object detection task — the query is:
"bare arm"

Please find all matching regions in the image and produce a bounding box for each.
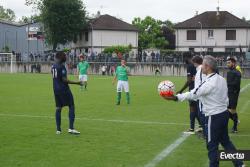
[177,76,193,93]
[62,77,82,85]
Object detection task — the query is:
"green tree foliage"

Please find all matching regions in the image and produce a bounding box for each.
[104,45,131,54]
[2,46,10,52]
[19,14,41,23]
[25,0,87,50]
[0,6,16,21]
[161,20,176,50]
[132,16,169,50]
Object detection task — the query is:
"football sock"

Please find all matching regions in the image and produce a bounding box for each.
[55,108,62,131]
[233,113,238,131]
[126,92,130,104]
[117,92,121,104]
[190,111,196,130]
[229,112,234,120]
[85,82,87,90]
[69,105,75,130]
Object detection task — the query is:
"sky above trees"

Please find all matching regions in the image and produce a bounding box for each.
[1,0,250,23]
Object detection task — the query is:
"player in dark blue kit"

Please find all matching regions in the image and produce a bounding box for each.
[52,51,83,135]
[177,56,201,134]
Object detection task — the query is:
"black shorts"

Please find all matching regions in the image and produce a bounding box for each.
[189,100,197,107]
[228,93,239,109]
[54,91,74,108]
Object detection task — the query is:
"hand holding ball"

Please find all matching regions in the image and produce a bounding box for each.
[158,80,175,97]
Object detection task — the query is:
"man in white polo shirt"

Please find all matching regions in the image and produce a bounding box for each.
[163,55,244,167]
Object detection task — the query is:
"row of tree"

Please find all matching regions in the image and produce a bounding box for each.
[1,1,249,52]
[132,16,175,50]
[0,1,176,52]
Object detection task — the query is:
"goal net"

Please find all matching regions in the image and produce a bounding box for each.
[0,52,15,73]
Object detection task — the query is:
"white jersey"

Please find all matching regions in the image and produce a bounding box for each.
[194,65,207,113]
[177,73,229,116]
[194,65,207,89]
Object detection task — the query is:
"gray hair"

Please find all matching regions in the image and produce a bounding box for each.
[203,55,217,71]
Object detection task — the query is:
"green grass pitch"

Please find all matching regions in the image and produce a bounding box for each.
[0,73,249,167]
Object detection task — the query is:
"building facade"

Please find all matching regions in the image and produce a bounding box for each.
[175,11,250,53]
[0,14,138,58]
[0,20,46,55]
[72,14,139,55]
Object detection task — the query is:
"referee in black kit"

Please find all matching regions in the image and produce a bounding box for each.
[227,57,241,133]
[163,56,244,167]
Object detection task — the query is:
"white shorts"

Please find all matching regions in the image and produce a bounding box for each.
[117,80,129,93]
[79,75,88,82]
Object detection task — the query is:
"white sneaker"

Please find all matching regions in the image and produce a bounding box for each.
[183,129,195,135]
[195,127,203,133]
[68,129,80,135]
[56,131,61,135]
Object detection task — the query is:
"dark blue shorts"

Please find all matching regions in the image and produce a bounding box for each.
[228,92,239,109]
[54,91,74,107]
[189,100,197,107]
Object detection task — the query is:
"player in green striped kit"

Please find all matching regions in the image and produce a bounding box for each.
[77,54,89,91]
[112,60,130,105]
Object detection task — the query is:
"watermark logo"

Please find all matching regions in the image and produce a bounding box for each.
[219,150,250,161]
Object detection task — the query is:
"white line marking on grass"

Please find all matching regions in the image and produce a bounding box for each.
[239,100,250,113]
[240,83,250,93]
[230,134,250,137]
[240,112,250,116]
[0,113,189,126]
[144,133,190,167]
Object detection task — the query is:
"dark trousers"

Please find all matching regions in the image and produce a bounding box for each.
[205,111,243,167]
[197,101,206,135]
[189,101,200,130]
[55,105,75,131]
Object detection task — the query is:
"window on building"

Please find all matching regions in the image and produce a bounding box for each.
[187,30,196,40]
[226,30,236,40]
[189,48,195,52]
[85,32,89,41]
[207,48,214,52]
[225,48,236,53]
[85,48,88,53]
[208,30,214,38]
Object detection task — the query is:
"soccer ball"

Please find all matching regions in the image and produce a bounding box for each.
[158,80,175,97]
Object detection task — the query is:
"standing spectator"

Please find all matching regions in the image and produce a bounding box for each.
[156,52,160,62]
[101,65,107,75]
[111,65,115,76]
[143,51,147,62]
[151,51,156,62]
[107,65,111,75]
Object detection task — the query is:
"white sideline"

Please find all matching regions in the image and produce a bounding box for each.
[0,113,189,126]
[240,83,250,93]
[239,100,250,113]
[144,134,190,167]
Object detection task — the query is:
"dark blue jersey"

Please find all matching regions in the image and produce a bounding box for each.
[51,63,70,94]
[187,64,197,90]
[227,68,241,94]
